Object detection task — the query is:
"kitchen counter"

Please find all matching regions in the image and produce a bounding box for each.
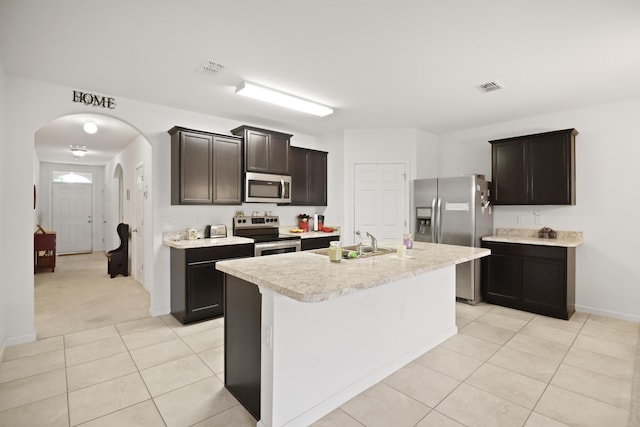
[163,236,254,249]
[220,241,489,426]
[279,226,341,239]
[216,241,488,303]
[482,227,583,247]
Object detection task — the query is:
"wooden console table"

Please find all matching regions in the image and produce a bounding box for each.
[34,232,56,273]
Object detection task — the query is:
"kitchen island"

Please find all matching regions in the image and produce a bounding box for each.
[216,242,490,427]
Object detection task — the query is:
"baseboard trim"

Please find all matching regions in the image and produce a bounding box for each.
[150,305,170,317]
[575,304,640,323]
[4,331,37,348]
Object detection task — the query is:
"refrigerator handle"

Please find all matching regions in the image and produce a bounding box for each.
[436,197,443,243]
[431,197,437,243]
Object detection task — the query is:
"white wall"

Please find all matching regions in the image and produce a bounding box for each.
[0,56,7,355]
[415,130,440,179]
[438,98,640,321]
[104,134,152,289]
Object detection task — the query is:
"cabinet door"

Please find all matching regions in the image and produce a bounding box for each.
[245,130,270,172]
[483,252,522,307]
[290,147,310,204]
[301,235,339,251]
[528,133,571,204]
[522,256,566,317]
[186,262,223,322]
[491,141,527,205]
[309,150,327,206]
[212,136,242,204]
[269,133,290,174]
[179,132,213,204]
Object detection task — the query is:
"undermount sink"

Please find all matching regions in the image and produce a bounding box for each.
[313,245,395,259]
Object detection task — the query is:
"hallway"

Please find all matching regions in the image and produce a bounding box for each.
[34,252,151,339]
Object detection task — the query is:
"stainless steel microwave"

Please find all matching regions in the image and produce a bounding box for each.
[244,172,291,204]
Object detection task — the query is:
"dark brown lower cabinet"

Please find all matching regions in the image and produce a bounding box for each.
[300,235,340,251]
[170,244,253,324]
[224,275,261,420]
[481,241,575,320]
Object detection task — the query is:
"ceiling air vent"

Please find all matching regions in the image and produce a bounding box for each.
[201,60,225,75]
[476,81,503,93]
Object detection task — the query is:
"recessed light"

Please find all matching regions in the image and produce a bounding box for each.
[83,122,98,134]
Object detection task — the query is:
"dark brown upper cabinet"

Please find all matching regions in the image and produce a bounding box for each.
[290,147,327,206]
[490,128,578,205]
[231,125,292,175]
[169,126,243,205]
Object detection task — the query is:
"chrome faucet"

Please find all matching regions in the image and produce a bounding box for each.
[366,232,378,252]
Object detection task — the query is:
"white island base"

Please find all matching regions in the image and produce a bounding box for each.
[256,265,456,427]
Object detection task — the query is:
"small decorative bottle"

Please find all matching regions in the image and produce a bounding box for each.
[403,233,413,249]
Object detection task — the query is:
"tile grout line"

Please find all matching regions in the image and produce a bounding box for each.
[545,313,637,409]
[64,334,71,427]
[518,312,589,427]
[118,324,170,427]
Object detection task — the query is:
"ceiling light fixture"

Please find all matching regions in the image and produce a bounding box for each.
[69,145,87,158]
[236,82,334,117]
[83,121,98,134]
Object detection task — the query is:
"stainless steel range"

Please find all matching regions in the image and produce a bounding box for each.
[233,215,301,257]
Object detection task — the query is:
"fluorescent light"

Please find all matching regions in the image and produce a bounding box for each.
[236,82,333,117]
[69,145,87,158]
[83,121,98,134]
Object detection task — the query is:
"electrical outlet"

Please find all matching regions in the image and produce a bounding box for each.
[533,211,542,225]
[517,215,526,224]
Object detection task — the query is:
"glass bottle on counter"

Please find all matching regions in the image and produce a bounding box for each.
[403,233,413,249]
[328,241,342,262]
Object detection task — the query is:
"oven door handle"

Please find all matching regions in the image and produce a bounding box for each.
[255,240,301,252]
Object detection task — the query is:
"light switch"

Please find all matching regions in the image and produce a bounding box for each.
[533,211,542,225]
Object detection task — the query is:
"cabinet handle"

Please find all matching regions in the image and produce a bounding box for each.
[193,304,220,312]
[187,260,219,266]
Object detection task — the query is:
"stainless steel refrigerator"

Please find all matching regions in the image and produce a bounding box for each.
[413,175,493,304]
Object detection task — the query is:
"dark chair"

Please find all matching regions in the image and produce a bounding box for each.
[107,223,129,278]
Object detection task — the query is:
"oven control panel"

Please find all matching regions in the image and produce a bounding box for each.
[234,216,279,229]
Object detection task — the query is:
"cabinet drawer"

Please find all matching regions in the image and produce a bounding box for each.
[301,235,339,251]
[186,244,253,263]
[483,242,566,260]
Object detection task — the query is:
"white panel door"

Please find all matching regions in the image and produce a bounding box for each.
[52,182,93,254]
[134,164,144,285]
[354,163,407,245]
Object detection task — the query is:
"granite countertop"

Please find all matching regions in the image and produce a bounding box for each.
[216,241,489,303]
[279,226,341,239]
[163,236,254,249]
[482,228,583,247]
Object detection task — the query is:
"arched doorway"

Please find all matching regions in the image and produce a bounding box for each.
[33,113,153,337]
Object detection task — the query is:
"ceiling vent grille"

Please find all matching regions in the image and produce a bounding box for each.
[476,81,503,93]
[201,60,225,75]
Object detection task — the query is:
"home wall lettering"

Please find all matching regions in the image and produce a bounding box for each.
[72,90,116,109]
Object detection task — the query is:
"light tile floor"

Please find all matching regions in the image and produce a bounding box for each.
[1,303,638,426]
